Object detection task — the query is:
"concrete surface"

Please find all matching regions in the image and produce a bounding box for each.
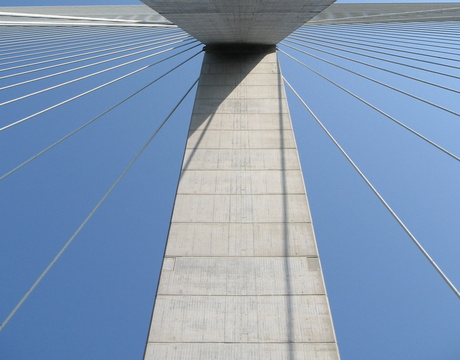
[144,46,339,359]
[140,0,336,44]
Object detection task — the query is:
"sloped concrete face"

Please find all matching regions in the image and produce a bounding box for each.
[144,46,339,359]
[141,0,336,44]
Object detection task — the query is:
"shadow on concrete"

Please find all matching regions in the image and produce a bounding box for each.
[180,45,276,172]
[175,45,297,359]
[277,60,296,360]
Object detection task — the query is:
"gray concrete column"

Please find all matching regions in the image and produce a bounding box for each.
[144,46,339,360]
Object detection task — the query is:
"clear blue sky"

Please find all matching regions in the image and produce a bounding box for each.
[1,1,459,360]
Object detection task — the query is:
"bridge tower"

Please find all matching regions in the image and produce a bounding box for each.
[141,1,339,358]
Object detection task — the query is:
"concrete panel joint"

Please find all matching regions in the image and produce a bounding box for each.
[144,43,340,359]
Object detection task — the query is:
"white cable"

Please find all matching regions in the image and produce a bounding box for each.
[0,33,188,77]
[0,49,203,181]
[0,29,175,68]
[0,27,174,59]
[308,6,460,24]
[0,11,163,25]
[0,21,176,28]
[0,42,200,132]
[0,77,199,332]
[283,77,460,300]
[0,38,194,106]
[279,43,460,116]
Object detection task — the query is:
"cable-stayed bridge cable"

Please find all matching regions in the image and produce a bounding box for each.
[0,10,163,25]
[283,77,460,301]
[307,6,460,25]
[0,76,199,332]
[0,39,196,107]
[0,35,191,91]
[0,42,200,132]
[0,25,153,51]
[0,33,189,79]
[0,28,180,66]
[0,31,162,66]
[292,31,460,64]
[306,23,460,49]
[282,38,460,95]
[318,21,460,34]
[0,32,184,72]
[0,49,203,181]
[298,25,460,56]
[0,25,173,46]
[0,20,176,28]
[325,22,460,43]
[278,48,460,162]
[279,43,460,117]
[285,37,460,79]
[312,20,460,35]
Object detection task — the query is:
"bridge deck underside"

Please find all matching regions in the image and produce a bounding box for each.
[141,0,335,44]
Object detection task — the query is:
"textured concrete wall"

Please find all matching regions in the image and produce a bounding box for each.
[141,0,335,44]
[144,46,339,360]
